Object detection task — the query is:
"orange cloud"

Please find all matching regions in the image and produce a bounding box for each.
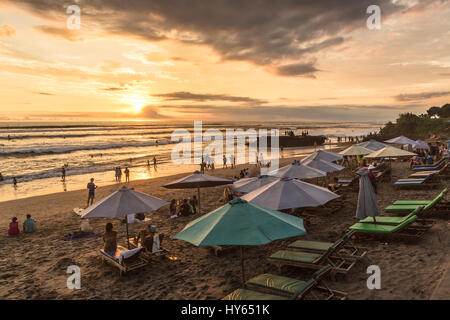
[0,24,16,37]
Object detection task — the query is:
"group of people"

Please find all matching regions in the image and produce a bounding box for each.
[7,214,36,237]
[169,196,198,218]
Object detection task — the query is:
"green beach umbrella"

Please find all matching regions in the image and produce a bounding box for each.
[173,198,306,284]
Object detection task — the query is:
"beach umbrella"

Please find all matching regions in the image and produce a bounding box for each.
[357,139,387,151]
[384,136,416,145]
[173,197,306,284]
[301,157,345,173]
[364,146,416,180]
[267,162,326,180]
[413,140,430,150]
[241,178,339,211]
[162,171,232,214]
[339,145,373,156]
[231,175,278,194]
[302,149,343,163]
[80,186,169,248]
[364,145,416,159]
[355,169,380,221]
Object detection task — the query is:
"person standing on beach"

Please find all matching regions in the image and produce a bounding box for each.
[61,166,66,182]
[86,178,97,207]
[12,177,17,188]
[230,154,235,168]
[118,167,122,182]
[153,156,157,170]
[223,155,227,168]
[124,167,130,183]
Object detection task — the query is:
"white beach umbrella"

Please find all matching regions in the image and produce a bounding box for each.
[384,136,416,145]
[267,162,326,180]
[357,139,387,151]
[302,149,343,163]
[413,140,430,150]
[81,186,169,219]
[301,157,345,173]
[231,175,278,194]
[364,145,416,159]
[355,169,380,220]
[80,186,169,248]
[241,178,339,211]
[339,145,373,156]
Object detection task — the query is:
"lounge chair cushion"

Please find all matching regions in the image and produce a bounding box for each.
[386,204,422,212]
[269,250,322,264]
[288,240,333,252]
[223,288,288,300]
[350,215,418,233]
[246,274,313,296]
[392,200,431,205]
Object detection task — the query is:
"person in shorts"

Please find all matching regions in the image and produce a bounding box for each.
[87,178,97,207]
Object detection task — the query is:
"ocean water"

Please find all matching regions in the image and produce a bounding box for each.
[0,121,381,201]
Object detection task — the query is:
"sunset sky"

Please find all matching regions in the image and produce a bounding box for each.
[0,0,449,122]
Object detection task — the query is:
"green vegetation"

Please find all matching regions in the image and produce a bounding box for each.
[379,104,449,140]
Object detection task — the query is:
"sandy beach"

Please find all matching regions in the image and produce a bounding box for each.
[0,153,448,300]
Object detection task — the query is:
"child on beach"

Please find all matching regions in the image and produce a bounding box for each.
[23,214,36,233]
[124,167,130,183]
[103,223,117,254]
[8,217,20,237]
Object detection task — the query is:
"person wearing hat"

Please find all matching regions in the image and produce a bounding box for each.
[367,165,377,193]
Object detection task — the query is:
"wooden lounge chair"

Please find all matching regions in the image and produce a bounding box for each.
[99,245,148,276]
[223,265,347,300]
[268,240,356,276]
[287,230,367,260]
[386,190,449,214]
[349,214,431,240]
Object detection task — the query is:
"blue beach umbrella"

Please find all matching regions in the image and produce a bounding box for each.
[174,198,306,284]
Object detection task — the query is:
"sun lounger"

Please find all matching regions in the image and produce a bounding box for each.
[412,159,446,171]
[393,175,439,189]
[223,265,347,300]
[349,214,431,240]
[99,245,148,275]
[386,190,449,213]
[358,207,435,228]
[268,240,356,275]
[287,230,366,260]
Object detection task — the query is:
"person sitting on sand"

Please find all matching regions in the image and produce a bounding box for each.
[190,195,198,214]
[23,214,36,233]
[169,199,177,218]
[103,223,117,254]
[8,217,20,237]
[179,199,192,216]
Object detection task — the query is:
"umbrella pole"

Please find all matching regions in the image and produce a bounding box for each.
[240,246,245,286]
[126,218,130,249]
[197,187,201,214]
